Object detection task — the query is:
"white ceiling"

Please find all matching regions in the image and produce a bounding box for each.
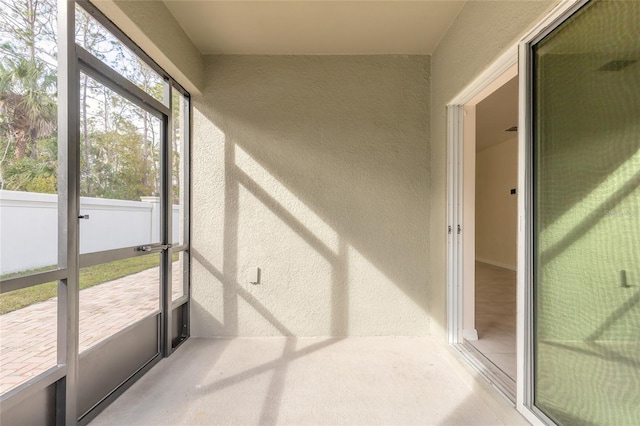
[163,1,465,55]
[476,76,518,151]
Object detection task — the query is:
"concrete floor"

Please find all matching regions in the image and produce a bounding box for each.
[90,337,523,425]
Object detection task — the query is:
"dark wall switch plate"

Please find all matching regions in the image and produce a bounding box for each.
[510,188,517,195]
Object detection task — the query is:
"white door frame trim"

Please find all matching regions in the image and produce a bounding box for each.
[446,46,518,347]
[446,1,586,424]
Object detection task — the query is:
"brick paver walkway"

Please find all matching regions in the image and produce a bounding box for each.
[0,263,181,394]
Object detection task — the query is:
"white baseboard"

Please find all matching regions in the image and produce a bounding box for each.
[476,257,517,272]
[463,328,478,341]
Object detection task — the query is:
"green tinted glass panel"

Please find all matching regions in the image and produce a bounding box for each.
[533,1,640,424]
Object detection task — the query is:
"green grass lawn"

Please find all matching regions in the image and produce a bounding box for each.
[0,254,178,315]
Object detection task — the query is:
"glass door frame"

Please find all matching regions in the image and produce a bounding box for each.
[74,56,170,423]
[517,0,589,424]
[71,2,192,423]
[445,1,592,425]
[0,0,190,424]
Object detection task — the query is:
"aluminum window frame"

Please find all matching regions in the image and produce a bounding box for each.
[0,1,192,423]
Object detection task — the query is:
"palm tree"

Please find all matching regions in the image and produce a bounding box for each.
[0,57,56,160]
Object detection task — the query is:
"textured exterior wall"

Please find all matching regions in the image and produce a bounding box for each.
[93,0,204,93]
[475,138,518,270]
[192,55,430,336]
[429,1,557,340]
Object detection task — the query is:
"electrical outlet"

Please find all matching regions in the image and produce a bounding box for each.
[249,267,261,285]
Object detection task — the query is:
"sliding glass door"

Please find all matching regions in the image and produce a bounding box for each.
[531,0,640,424]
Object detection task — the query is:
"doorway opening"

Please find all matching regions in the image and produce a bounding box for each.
[465,75,519,385]
[446,55,519,401]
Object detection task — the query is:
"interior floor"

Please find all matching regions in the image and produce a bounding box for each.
[469,262,516,380]
[89,337,524,425]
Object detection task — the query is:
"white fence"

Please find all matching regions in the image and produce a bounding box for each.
[0,190,180,275]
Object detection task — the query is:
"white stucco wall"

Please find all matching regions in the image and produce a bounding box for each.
[476,137,518,270]
[429,1,557,341]
[88,0,561,341]
[192,55,430,337]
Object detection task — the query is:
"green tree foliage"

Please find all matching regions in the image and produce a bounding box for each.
[2,135,57,192]
[79,76,161,199]
[0,1,180,202]
[0,0,57,191]
[0,58,56,159]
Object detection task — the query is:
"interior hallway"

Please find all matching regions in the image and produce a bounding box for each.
[90,337,526,425]
[469,262,517,380]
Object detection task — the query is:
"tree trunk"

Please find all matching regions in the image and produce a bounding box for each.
[82,74,91,196]
[173,99,181,204]
[142,111,148,189]
[15,134,27,159]
[27,0,38,160]
[29,127,38,160]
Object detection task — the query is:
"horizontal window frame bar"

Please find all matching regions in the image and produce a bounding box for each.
[0,268,67,294]
[77,46,169,119]
[79,245,160,269]
[76,0,190,99]
[170,244,188,253]
[171,295,188,309]
[0,364,66,409]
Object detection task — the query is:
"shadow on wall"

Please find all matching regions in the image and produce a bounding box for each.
[191,55,430,337]
[534,52,640,343]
